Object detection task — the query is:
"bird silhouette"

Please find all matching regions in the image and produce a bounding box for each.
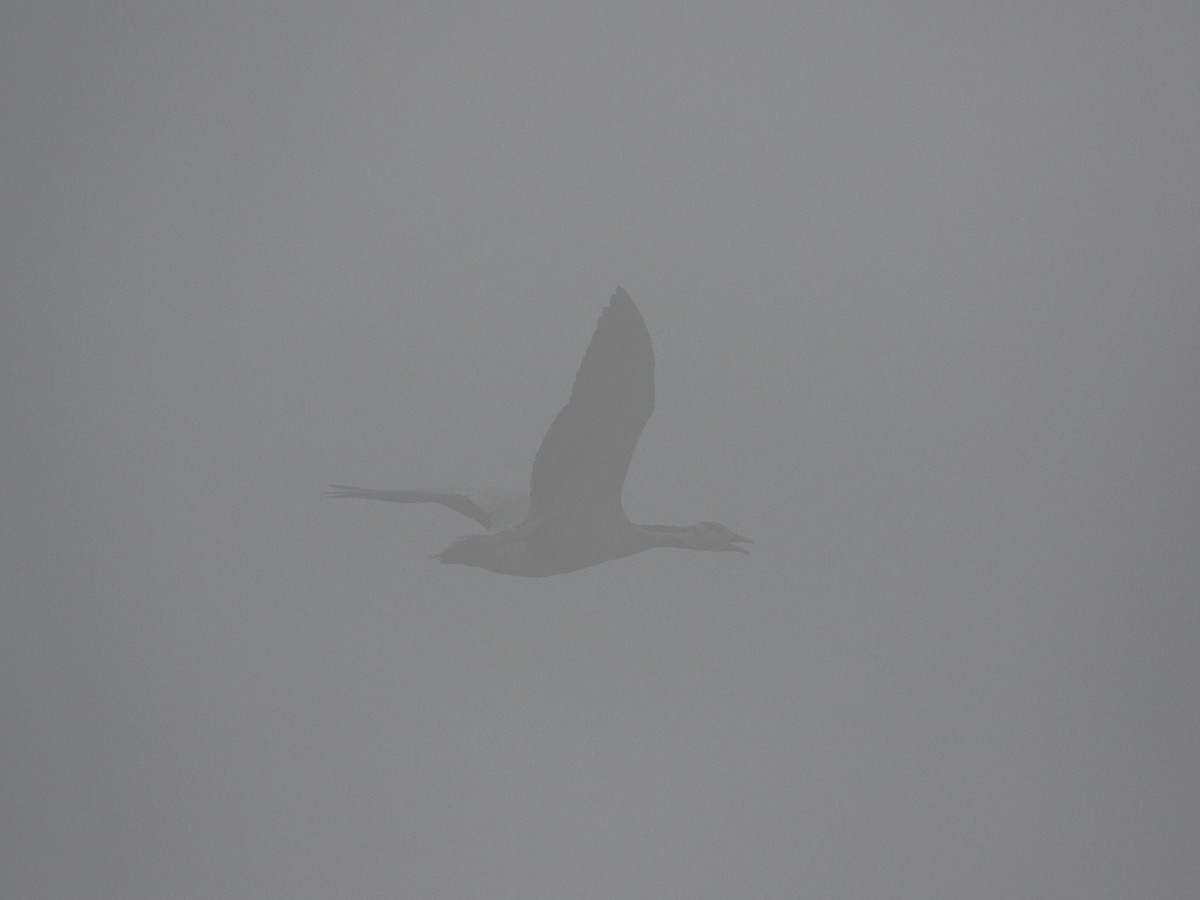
[328,287,749,576]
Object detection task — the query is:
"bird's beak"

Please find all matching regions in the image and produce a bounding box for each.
[729,533,752,553]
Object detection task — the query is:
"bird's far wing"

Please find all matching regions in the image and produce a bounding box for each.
[324,486,525,530]
[529,287,654,523]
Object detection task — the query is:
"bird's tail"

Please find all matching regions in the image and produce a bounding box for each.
[431,534,489,565]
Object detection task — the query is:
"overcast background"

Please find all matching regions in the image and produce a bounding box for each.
[3,3,1198,898]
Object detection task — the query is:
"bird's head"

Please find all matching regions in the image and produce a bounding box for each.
[693,522,753,553]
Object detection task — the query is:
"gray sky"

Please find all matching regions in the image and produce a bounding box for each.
[3,2,1198,897]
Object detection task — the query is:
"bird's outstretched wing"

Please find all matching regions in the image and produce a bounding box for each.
[325,486,528,531]
[529,287,654,525]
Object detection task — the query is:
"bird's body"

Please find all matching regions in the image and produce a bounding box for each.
[329,288,749,576]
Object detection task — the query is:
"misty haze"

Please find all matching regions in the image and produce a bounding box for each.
[3,4,1197,899]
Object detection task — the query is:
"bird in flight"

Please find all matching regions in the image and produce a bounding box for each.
[328,287,749,576]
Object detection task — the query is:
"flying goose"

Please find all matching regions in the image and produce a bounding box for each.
[328,287,749,576]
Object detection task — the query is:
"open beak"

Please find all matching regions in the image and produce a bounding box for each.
[729,533,752,553]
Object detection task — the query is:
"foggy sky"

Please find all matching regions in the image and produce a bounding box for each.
[3,3,1198,898]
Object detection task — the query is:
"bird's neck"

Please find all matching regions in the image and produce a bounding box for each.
[636,524,701,549]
